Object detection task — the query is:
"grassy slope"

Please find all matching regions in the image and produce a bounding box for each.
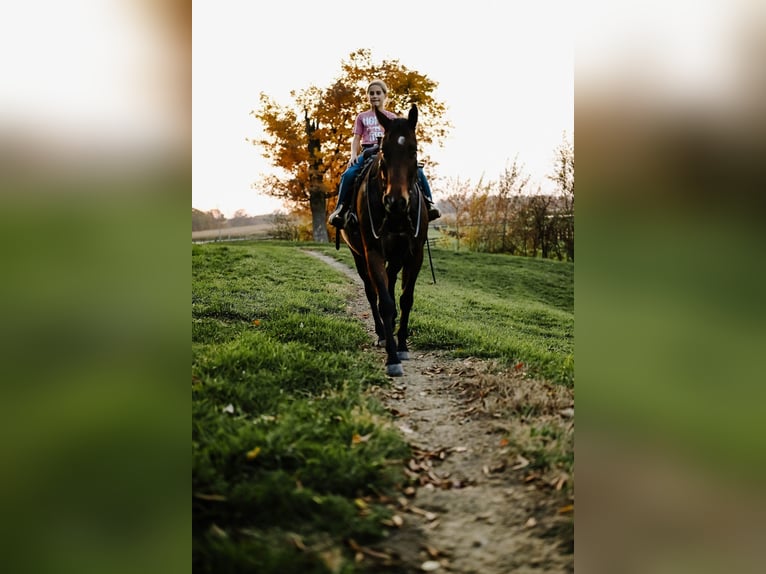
[193,240,575,572]
[311,243,574,386]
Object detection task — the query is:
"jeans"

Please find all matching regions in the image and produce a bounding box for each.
[337,156,434,205]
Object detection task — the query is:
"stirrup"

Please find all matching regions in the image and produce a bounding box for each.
[329,204,347,228]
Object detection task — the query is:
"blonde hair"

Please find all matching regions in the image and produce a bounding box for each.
[367,80,388,94]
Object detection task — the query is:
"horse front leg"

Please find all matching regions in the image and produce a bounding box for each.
[352,252,385,344]
[396,255,424,360]
[386,261,402,333]
[366,253,402,377]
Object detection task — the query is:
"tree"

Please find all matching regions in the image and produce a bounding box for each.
[548,131,574,260]
[192,208,225,232]
[527,191,555,258]
[250,49,451,242]
[463,178,492,251]
[444,177,472,252]
[493,158,530,254]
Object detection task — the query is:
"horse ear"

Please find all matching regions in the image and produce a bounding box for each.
[375,108,391,131]
[407,104,418,130]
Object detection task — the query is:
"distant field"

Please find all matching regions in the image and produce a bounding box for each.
[192,223,274,241]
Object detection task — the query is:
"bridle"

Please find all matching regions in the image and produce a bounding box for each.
[365,152,423,240]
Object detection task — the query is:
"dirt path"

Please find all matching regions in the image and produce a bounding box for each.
[305,250,574,574]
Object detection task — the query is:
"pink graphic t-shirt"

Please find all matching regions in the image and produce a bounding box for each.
[354,109,398,146]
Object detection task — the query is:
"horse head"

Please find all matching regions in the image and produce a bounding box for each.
[374,105,419,216]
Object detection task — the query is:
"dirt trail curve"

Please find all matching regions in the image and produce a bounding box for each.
[305,250,574,574]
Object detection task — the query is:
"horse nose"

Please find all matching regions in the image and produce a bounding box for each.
[384,195,407,212]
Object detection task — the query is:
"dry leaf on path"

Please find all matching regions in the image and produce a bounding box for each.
[512,455,530,470]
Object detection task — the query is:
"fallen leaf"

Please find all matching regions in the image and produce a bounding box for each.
[427,470,443,484]
[348,539,392,561]
[558,504,574,514]
[524,517,537,528]
[193,492,227,502]
[409,505,438,521]
[351,433,372,445]
[245,446,261,460]
[512,455,530,470]
[286,532,306,551]
[499,437,509,447]
[251,319,261,326]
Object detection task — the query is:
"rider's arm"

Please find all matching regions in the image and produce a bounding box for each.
[350,134,362,164]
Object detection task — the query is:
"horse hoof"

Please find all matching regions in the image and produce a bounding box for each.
[386,363,404,377]
[397,351,410,360]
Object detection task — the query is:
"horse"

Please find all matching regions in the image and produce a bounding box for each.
[340,104,428,377]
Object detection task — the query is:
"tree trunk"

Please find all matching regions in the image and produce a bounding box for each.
[310,190,329,242]
[305,112,329,242]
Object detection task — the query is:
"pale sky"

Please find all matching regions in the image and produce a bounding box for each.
[192,1,574,217]
[2,0,756,220]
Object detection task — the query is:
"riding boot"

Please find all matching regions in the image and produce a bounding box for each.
[426,199,441,221]
[328,202,348,228]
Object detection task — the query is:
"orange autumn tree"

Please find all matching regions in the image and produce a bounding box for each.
[250,49,450,242]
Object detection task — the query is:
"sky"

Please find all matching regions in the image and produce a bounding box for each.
[192,1,574,217]
[2,0,758,220]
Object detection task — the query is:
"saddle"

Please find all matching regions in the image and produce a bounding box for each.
[342,146,426,230]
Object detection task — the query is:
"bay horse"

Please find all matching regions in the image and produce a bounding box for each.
[340,104,428,377]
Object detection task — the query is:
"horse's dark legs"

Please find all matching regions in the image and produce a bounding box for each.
[351,252,385,344]
[366,252,402,376]
[386,262,402,328]
[396,254,424,360]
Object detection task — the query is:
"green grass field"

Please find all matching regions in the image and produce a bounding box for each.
[192,240,574,572]
[311,242,574,385]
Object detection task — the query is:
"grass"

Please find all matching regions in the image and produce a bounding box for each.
[310,243,574,386]
[193,239,575,572]
[193,241,410,573]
